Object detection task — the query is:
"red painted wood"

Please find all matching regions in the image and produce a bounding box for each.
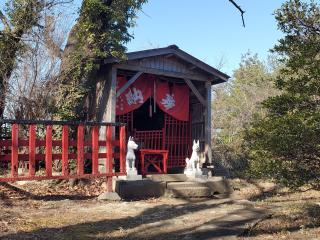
[52,140,62,146]
[62,125,69,176]
[1,121,126,183]
[28,125,36,176]
[11,124,19,177]
[0,152,120,162]
[77,125,84,175]
[0,172,125,182]
[92,126,99,174]
[0,140,11,147]
[106,126,113,174]
[139,149,168,175]
[45,125,53,177]
[119,126,126,173]
[106,177,113,192]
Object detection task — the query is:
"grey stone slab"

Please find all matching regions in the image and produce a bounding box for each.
[166,186,213,198]
[146,174,188,182]
[114,179,166,200]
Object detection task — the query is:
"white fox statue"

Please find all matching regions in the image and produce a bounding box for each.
[185,140,201,172]
[126,136,138,171]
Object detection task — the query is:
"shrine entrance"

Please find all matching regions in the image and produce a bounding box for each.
[115,74,192,171]
[133,99,164,131]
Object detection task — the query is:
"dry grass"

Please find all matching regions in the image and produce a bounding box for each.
[231,179,320,239]
[1,179,320,239]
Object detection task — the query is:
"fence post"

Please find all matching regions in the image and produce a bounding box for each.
[106,126,113,192]
[92,126,99,174]
[28,125,36,177]
[119,125,126,174]
[62,125,69,176]
[11,124,18,177]
[77,125,84,176]
[45,125,53,177]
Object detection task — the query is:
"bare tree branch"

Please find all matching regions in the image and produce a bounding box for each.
[0,9,11,31]
[229,0,245,27]
[297,17,320,34]
[44,0,74,10]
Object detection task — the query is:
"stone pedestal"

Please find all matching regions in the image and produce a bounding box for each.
[184,168,206,179]
[112,168,143,192]
[118,168,143,181]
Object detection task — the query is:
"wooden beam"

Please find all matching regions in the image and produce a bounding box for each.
[104,48,174,64]
[184,78,207,106]
[164,53,175,59]
[116,63,209,82]
[173,50,230,82]
[189,65,197,70]
[116,71,143,97]
[204,81,212,165]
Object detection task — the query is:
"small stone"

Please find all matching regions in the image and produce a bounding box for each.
[69,178,77,187]
[98,192,121,201]
[101,182,108,190]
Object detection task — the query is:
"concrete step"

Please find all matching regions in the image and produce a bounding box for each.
[112,175,232,200]
[166,177,233,196]
[165,186,213,198]
[146,174,188,182]
[167,181,208,188]
[114,179,166,200]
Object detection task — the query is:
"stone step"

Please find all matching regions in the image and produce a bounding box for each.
[167,181,208,189]
[165,186,213,198]
[146,174,188,182]
[114,179,166,200]
[167,177,232,195]
[111,175,232,200]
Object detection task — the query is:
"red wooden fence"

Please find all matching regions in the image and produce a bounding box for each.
[0,119,126,187]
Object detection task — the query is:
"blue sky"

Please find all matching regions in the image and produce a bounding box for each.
[125,0,285,76]
[1,0,285,76]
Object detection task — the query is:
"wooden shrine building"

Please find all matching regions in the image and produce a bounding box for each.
[92,45,230,172]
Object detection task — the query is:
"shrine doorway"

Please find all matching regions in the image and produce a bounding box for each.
[115,74,192,170]
[132,98,164,131]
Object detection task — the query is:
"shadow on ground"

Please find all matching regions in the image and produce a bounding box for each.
[0,196,266,240]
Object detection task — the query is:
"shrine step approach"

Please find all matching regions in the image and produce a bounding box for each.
[112,175,232,200]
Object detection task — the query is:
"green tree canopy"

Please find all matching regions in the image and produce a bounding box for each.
[56,0,147,120]
[212,53,279,175]
[246,0,320,188]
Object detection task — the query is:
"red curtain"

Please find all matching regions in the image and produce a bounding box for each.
[116,74,189,121]
[116,74,153,115]
[155,80,189,121]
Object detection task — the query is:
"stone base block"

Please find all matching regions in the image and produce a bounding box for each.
[184,169,207,179]
[114,179,166,200]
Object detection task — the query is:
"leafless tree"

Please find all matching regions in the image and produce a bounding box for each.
[5,11,74,119]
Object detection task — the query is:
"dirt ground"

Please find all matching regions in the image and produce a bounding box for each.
[233,179,320,240]
[0,178,320,240]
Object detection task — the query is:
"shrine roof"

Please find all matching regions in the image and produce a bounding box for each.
[104,45,230,84]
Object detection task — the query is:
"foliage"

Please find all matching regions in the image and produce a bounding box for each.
[56,0,147,120]
[212,53,279,176]
[245,0,320,188]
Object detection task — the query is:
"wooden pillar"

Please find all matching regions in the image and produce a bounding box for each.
[108,66,117,122]
[204,81,212,165]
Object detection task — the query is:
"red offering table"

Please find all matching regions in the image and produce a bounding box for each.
[139,149,169,175]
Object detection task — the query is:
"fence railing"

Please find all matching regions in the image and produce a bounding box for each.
[0,119,126,184]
